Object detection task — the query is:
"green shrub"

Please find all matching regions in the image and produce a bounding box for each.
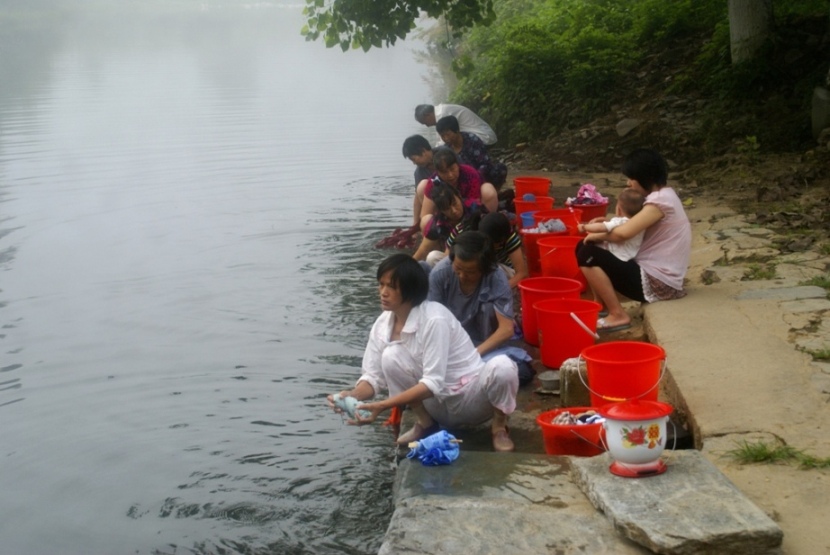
[446,0,825,148]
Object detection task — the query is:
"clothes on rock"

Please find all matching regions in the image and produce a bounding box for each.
[406,430,461,466]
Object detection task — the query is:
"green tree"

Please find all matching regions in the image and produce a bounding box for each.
[300,0,494,51]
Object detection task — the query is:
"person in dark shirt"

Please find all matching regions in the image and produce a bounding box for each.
[414,103,498,145]
[436,116,508,189]
[402,135,435,228]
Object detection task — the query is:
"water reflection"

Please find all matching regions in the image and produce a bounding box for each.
[303,177,413,350]
[0,2,432,554]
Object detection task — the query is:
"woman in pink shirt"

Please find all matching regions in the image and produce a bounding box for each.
[413,147,498,260]
[576,149,692,332]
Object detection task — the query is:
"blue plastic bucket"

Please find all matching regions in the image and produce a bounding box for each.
[520,211,538,228]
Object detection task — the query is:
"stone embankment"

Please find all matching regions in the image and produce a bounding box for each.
[379,176,830,554]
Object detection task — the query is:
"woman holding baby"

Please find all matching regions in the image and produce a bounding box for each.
[576,148,692,332]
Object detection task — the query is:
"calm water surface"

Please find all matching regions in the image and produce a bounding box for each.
[0,3,444,553]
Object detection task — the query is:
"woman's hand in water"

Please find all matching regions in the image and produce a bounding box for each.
[326,390,352,413]
[350,400,386,425]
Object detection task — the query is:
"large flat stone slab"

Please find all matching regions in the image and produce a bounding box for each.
[571,451,783,555]
[392,451,576,506]
[380,452,648,554]
[736,285,827,301]
[379,496,648,555]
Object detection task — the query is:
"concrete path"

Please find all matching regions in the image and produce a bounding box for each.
[647,202,830,555]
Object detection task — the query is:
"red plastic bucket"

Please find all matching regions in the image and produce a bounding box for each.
[536,407,605,456]
[566,202,609,222]
[514,196,554,218]
[514,176,551,198]
[533,208,583,235]
[537,235,586,290]
[520,228,568,277]
[535,298,601,368]
[580,341,666,407]
[518,277,582,347]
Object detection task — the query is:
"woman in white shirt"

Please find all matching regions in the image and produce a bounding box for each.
[327,254,518,452]
[576,149,692,332]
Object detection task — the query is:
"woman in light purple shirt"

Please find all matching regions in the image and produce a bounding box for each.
[576,149,692,332]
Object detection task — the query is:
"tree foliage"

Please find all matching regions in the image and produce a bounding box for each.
[301,0,495,52]
[449,0,827,147]
[451,0,723,143]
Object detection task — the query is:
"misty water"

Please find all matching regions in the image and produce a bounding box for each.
[0,2,446,553]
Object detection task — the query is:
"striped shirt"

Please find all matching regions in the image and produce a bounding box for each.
[447,227,521,268]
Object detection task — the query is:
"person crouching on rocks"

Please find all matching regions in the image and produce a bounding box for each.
[413,180,484,264]
[427,230,535,387]
[416,147,498,247]
[327,253,518,452]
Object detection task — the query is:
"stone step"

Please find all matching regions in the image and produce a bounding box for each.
[572,451,783,555]
[380,452,649,554]
[381,450,783,554]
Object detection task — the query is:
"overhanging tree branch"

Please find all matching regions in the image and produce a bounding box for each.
[301,0,494,52]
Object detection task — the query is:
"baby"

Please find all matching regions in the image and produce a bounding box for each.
[578,189,645,262]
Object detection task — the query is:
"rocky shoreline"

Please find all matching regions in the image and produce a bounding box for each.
[383,169,830,553]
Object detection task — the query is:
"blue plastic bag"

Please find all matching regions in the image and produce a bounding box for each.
[406,430,460,466]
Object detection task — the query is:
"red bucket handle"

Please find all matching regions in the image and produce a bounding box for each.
[570,312,599,340]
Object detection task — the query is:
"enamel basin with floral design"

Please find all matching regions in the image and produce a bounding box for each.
[598,400,674,477]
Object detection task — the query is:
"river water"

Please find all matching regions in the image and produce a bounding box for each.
[0,2,445,553]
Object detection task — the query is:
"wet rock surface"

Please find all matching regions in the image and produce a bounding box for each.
[380,453,650,555]
[572,452,783,555]
[383,174,829,554]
